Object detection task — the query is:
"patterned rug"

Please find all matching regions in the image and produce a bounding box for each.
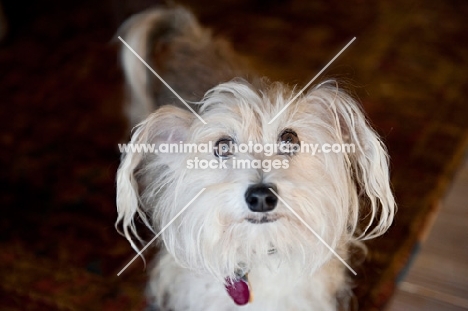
[1,0,467,310]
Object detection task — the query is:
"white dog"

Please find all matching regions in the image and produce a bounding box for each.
[116,7,395,311]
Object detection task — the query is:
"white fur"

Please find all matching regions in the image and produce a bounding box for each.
[116,8,395,311]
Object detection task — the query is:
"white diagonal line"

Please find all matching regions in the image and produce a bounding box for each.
[118,36,207,125]
[269,188,357,275]
[268,37,356,124]
[117,188,206,276]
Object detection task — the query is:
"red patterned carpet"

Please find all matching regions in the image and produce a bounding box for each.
[1,0,467,310]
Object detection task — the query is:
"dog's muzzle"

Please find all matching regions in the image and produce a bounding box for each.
[245,183,278,213]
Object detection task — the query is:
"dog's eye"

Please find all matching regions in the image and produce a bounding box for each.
[215,138,234,158]
[279,129,300,155]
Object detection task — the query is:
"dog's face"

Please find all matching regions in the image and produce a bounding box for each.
[116,80,394,281]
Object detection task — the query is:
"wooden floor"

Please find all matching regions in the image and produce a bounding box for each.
[386,155,468,310]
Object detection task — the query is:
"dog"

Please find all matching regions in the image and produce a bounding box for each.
[115,6,395,311]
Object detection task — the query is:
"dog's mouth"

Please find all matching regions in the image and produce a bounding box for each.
[245,214,280,224]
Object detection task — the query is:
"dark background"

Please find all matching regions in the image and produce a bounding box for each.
[1,0,467,310]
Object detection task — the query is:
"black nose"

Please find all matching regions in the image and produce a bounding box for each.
[245,183,278,212]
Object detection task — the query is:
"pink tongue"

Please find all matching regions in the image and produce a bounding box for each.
[225,277,250,305]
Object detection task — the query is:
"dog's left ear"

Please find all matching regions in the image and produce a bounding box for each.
[307,83,396,239]
[116,105,195,251]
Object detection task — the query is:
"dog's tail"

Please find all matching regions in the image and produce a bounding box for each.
[117,7,249,127]
[117,10,158,126]
[116,7,202,126]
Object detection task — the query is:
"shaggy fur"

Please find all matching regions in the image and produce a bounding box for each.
[116,6,395,311]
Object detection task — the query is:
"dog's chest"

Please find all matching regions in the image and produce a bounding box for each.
[148,253,341,311]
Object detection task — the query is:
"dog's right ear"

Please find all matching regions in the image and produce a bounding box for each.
[116,105,194,251]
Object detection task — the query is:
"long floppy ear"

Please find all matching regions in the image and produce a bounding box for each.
[308,81,396,240]
[116,105,194,251]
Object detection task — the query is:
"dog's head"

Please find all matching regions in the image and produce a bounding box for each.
[116,79,395,281]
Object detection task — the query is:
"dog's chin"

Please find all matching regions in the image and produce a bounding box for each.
[245,213,280,224]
